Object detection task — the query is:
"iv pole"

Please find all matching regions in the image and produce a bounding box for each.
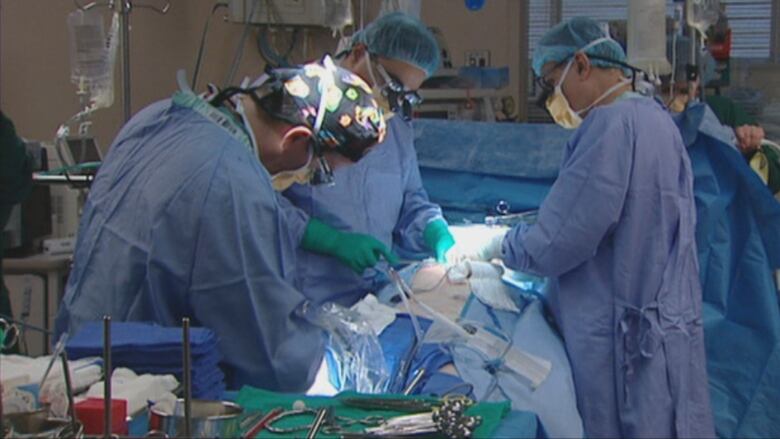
[35,0,170,188]
[74,0,170,122]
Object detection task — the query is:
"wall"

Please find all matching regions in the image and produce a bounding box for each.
[421,0,527,119]
[0,0,340,151]
[0,0,528,149]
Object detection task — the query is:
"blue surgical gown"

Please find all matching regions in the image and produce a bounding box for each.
[282,116,444,305]
[54,98,324,392]
[501,96,715,438]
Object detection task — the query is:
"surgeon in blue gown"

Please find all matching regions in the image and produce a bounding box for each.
[458,18,715,438]
[54,58,386,391]
[280,12,456,306]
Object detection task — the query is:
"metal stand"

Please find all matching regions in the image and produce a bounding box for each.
[103,315,112,439]
[74,0,170,122]
[60,352,79,435]
[182,318,192,438]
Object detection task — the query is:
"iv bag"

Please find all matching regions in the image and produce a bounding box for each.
[324,0,354,32]
[379,0,422,18]
[67,9,117,108]
[686,0,721,38]
[627,0,671,79]
[68,9,110,88]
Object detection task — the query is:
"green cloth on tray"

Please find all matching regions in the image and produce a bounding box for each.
[236,386,510,438]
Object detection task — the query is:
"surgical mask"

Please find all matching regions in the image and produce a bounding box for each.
[545,62,583,129]
[364,53,396,120]
[207,72,340,188]
[271,147,315,191]
[544,37,631,129]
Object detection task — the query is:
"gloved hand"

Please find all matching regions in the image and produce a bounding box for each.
[445,226,508,264]
[423,219,456,263]
[301,218,399,274]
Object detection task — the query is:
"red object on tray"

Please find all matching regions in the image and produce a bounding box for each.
[74,398,128,436]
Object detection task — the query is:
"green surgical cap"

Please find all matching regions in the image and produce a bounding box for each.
[352,12,441,77]
[532,17,627,77]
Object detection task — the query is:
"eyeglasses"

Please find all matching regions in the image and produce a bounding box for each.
[533,53,637,109]
[534,56,573,93]
[373,61,424,121]
[211,83,340,186]
[533,56,573,109]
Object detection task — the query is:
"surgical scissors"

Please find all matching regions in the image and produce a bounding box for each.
[0,318,19,352]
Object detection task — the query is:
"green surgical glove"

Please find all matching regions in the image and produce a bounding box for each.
[301,218,399,274]
[423,219,456,263]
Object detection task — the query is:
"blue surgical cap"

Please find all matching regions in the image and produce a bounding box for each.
[352,12,441,77]
[532,17,627,77]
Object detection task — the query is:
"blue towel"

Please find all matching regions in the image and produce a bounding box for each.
[131,361,224,384]
[66,321,219,356]
[66,321,226,399]
[378,314,469,395]
[109,348,222,369]
[406,343,458,395]
[378,314,432,392]
[492,410,547,439]
[418,372,473,398]
[673,104,780,438]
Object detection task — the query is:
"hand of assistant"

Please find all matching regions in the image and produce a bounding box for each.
[735,125,765,155]
[444,229,507,264]
[302,218,399,273]
[423,219,456,263]
[331,232,399,273]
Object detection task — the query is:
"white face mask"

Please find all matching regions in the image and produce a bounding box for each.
[545,58,584,130]
[271,146,315,191]
[545,37,631,129]
[364,53,395,120]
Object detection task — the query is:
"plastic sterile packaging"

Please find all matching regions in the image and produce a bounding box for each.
[302,301,390,394]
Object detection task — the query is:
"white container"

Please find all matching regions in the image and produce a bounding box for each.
[627,0,672,78]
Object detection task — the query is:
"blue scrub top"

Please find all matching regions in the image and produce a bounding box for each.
[282,116,444,305]
[502,96,715,438]
[54,98,324,392]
